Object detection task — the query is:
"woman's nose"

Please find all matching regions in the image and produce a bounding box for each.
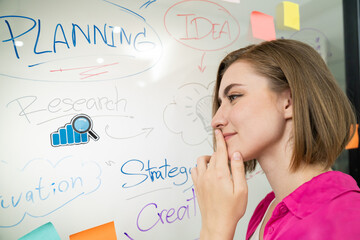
[211,106,228,129]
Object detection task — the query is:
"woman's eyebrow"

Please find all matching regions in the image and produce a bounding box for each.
[222,83,244,98]
[217,83,244,105]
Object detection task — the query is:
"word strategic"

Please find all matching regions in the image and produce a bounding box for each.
[120,158,191,188]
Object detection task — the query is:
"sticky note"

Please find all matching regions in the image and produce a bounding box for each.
[18,222,61,240]
[69,221,117,240]
[346,124,359,149]
[250,11,276,41]
[276,1,300,31]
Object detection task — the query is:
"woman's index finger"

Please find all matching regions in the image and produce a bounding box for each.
[214,129,230,169]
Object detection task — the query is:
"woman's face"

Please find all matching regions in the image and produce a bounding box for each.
[212,61,291,161]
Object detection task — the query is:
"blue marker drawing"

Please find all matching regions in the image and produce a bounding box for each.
[103,0,146,22]
[0,156,102,228]
[50,114,99,147]
[0,12,163,82]
[140,0,157,9]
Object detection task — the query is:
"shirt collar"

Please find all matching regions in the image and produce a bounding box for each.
[281,171,360,219]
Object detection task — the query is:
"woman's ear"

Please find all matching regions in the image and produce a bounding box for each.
[283,88,293,120]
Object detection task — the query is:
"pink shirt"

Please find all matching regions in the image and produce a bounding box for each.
[246,171,360,240]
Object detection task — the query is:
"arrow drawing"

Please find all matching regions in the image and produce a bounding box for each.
[198,52,206,72]
[105,125,154,139]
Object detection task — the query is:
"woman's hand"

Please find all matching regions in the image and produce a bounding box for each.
[191,129,248,240]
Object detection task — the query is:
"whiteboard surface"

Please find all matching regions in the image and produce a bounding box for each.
[0,0,343,239]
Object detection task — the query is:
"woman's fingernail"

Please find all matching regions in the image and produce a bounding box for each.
[215,129,220,135]
[233,152,241,161]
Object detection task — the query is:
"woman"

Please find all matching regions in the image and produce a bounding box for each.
[191,39,360,240]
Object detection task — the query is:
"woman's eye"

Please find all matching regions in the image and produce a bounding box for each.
[228,94,242,102]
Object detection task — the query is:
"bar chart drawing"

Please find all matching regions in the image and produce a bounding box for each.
[51,114,100,147]
[51,124,89,147]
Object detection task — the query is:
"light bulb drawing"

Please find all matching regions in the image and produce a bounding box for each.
[195,96,213,133]
[163,82,214,147]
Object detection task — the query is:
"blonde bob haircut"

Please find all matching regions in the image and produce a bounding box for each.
[213,39,357,173]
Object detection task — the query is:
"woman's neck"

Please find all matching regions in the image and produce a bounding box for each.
[259,158,331,204]
[256,120,331,203]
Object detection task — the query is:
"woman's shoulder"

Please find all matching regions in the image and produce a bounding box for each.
[314,172,360,215]
[300,190,360,239]
[322,189,360,214]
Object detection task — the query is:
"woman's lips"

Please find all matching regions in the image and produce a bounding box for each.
[223,133,236,141]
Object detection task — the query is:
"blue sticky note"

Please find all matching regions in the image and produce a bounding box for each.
[18,222,61,240]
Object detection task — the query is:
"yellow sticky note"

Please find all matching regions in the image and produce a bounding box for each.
[346,124,359,150]
[250,11,276,41]
[69,221,117,240]
[276,1,300,31]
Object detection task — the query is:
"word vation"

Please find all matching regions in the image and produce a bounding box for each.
[0,15,154,59]
[0,176,83,210]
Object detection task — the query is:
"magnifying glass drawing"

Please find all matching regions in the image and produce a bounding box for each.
[72,114,99,141]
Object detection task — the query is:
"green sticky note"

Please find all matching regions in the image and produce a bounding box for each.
[18,222,61,240]
[276,1,300,31]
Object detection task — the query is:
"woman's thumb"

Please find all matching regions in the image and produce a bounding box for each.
[231,152,247,193]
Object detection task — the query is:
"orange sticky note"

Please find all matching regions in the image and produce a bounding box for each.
[69,221,117,240]
[250,11,276,41]
[346,124,359,149]
[276,1,300,30]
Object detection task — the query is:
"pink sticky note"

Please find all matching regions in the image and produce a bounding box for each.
[250,11,276,41]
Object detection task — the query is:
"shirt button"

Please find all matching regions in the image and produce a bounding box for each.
[268,227,274,234]
[280,205,288,214]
